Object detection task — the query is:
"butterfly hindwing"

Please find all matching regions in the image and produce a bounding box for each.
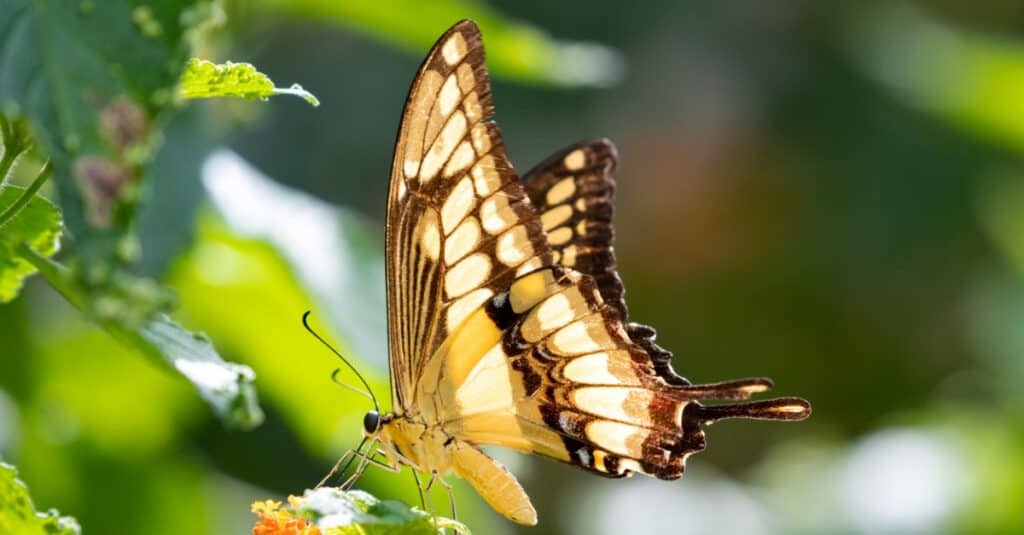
[522,139,625,319]
[522,140,690,387]
[425,265,760,479]
[386,21,553,409]
[427,264,810,479]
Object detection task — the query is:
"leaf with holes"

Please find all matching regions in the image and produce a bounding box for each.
[0,461,81,535]
[179,58,320,106]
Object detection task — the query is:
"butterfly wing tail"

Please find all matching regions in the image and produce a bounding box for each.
[638,383,810,480]
[669,377,811,420]
[685,397,812,423]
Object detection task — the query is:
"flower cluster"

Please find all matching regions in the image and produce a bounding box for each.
[251,498,321,535]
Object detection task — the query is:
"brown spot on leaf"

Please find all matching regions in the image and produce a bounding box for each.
[74,157,133,227]
[99,98,148,151]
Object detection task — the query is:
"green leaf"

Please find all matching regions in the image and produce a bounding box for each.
[132,314,264,430]
[0,185,61,302]
[0,461,81,535]
[290,488,469,534]
[179,58,320,106]
[851,5,1024,153]
[250,0,624,88]
[16,245,264,430]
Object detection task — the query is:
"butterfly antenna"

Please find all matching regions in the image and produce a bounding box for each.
[302,311,380,413]
[330,368,376,403]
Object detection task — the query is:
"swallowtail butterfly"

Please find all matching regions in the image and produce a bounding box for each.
[344,19,811,526]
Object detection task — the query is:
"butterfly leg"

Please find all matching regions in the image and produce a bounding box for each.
[435,475,458,524]
[341,441,399,490]
[411,469,428,510]
[316,443,366,488]
[424,471,441,531]
[412,469,443,532]
[423,471,457,522]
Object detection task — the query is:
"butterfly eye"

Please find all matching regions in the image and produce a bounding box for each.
[362,410,381,435]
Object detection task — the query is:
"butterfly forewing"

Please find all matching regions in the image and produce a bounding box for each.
[385,21,554,410]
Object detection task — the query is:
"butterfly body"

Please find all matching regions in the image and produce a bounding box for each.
[354,19,811,527]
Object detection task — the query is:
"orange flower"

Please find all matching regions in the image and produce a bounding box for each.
[251,499,322,535]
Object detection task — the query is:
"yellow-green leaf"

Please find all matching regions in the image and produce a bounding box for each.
[0,461,80,535]
[179,59,320,106]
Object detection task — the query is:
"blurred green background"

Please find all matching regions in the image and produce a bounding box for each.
[4,1,1024,533]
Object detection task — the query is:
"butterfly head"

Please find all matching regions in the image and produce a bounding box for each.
[362,410,398,438]
[362,410,381,436]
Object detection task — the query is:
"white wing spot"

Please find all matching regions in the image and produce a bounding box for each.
[419,216,441,261]
[563,351,639,385]
[442,32,468,66]
[463,92,483,123]
[441,176,476,234]
[564,149,586,171]
[471,123,492,155]
[522,290,578,343]
[456,62,475,92]
[404,158,420,180]
[480,193,518,234]
[585,420,647,458]
[572,387,653,422]
[496,225,533,266]
[445,216,481,265]
[397,178,408,201]
[439,74,461,117]
[548,226,573,245]
[551,319,609,355]
[420,111,467,183]
[472,157,502,196]
[445,252,491,298]
[561,245,578,266]
[540,204,573,231]
[546,178,576,205]
[444,141,476,179]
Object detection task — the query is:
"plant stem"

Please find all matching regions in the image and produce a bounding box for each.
[15,241,85,310]
[0,144,26,187]
[0,115,29,185]
[0,161,52,228]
